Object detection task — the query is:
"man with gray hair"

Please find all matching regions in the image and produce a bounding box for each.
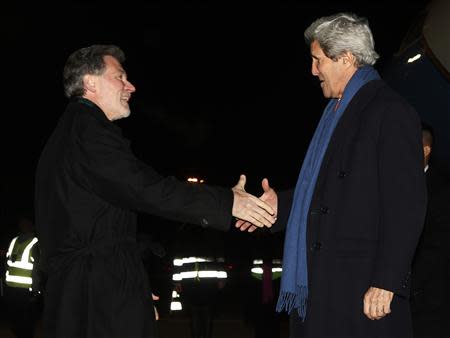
[238,12,427,338]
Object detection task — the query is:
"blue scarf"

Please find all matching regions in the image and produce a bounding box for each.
[276,66,380,319]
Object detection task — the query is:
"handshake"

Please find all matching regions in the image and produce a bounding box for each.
[231,174,278,233]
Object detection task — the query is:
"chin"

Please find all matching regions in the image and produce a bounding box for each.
[111,110,131,121]
[120,107,131,118]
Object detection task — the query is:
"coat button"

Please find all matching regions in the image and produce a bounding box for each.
[320,206,329,214]
[338,171,347,178]
[201,218,209,227]
[310,242,322,251]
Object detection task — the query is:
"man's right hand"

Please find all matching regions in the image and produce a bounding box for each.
[235,177,278,232]
[231,175,276,228]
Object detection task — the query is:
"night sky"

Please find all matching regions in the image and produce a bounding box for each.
[2,1,430,253]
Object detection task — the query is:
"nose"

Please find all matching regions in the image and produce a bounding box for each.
[125,80,136,93]
[311,61,319,76]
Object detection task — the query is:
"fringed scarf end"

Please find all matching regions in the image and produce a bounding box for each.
[276,286,308,321]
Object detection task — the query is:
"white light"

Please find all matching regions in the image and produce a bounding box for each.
[187,177,204,184]
[173,257,211,266]
[174,270,228,280]
[251,267,263,274]
[407,54,422,63]
[170,301,182,311]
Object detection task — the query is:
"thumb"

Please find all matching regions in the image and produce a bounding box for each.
[235,174,247,190]
[152,293,159,301]
[261,178,270,192]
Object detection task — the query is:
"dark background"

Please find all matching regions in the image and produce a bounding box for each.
[0,0,431,283]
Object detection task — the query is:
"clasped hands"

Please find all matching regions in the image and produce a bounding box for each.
[231,174,278,232]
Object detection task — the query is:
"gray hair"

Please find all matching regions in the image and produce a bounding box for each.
[304,12,379,67]
[63,44,126,98]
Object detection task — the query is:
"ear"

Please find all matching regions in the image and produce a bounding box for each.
[83,74,97,93]
[423,145,431,158]
[341,52,355,67]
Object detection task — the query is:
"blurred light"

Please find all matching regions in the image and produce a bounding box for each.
[251,267,263,274]
[170,301,182,311]
[187,177,205,183]
[407,54,422,63]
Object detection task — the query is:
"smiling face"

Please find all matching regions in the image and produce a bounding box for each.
[83,55,136,121]
[310,40,357,99]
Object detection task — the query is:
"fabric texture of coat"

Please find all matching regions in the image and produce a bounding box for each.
[410,166,450,338]
[273,80,427,338]
[34,98,233,338]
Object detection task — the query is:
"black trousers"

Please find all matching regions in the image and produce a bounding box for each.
[3,286,42,338]
[187,304,214,338]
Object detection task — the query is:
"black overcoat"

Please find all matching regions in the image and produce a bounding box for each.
[34,98,233,338]
[410,166,450,337]
[274,80,427,338]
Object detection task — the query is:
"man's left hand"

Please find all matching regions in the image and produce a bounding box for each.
[363,286,393,320]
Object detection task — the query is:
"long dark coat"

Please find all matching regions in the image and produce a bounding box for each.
[34,98,233,338]
[274,80,427,338]
[410,166,450,337]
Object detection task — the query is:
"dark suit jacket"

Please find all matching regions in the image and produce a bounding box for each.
[410,166,450,333]
[273,80,426,338]
[35,98,233,338]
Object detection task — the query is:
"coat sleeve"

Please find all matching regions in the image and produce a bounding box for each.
[74,115,233,231]
[412,183,450,290]
[371,99,427,297]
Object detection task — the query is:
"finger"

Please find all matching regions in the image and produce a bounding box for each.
[252,197,275,216]
[363,297,370,319]
[247,211,274,228]
[152,293,159,301]
[247,225,257,232]
[243,224,257,232]
[235,219,245,228]
[239,198,276,226]
[233,195,276,226]
[383,302,391,315]
[246,216,265,228]
[236,220,252,231]
[375,304,385,319]
[363,289,376,320]
[366,303,377,320]
[370,301,380,320]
